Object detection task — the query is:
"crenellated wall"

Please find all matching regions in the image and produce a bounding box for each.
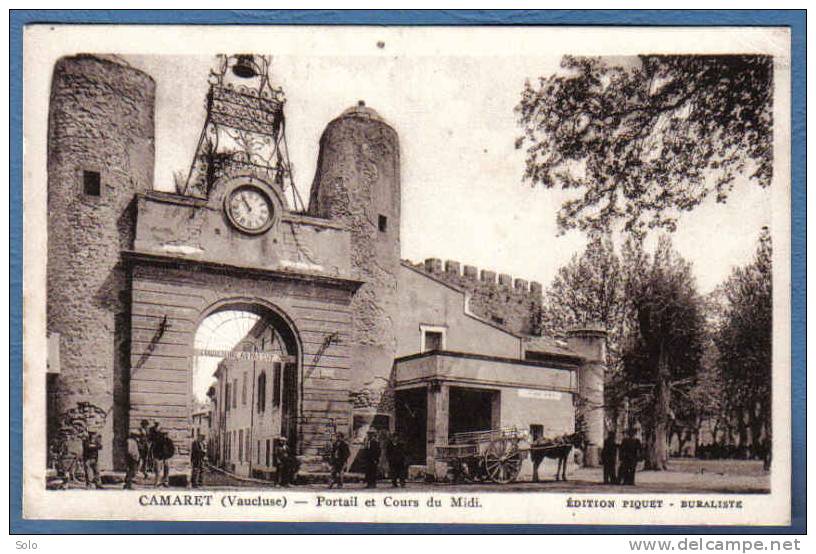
[407,258,544,337]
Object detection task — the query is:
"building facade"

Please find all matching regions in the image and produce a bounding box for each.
[46,54,606,480]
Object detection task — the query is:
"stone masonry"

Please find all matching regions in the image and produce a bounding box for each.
[410,258,544,337]
[47,55,155,470]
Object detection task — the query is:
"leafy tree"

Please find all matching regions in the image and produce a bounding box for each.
[542,234,626,338]
[715,228,772,465]
[516,55,773,234]
[671,338,724,456]
[622,236,707,470]
[541,234,630,431]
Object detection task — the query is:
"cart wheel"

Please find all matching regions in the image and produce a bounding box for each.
[484,438,523,484]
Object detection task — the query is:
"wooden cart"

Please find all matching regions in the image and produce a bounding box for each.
[436,428,527,484]
[436,428,577,484]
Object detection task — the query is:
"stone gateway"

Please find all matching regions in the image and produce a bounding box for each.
[46,54,606,483]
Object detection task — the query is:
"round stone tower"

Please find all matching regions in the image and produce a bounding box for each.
[47,55,155,470]
[566,326,607,467]
[309,101,400,427]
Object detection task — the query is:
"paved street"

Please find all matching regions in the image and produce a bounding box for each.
[55,459,769,494]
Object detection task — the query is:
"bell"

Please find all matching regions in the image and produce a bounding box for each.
[232,55,258,79]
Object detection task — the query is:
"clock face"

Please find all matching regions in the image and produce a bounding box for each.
[226,185,274,233]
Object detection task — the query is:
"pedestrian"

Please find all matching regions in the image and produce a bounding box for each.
[190,433,206,488]
[601,431,618,485]
[386,433,407,488]
[363,430,381,489]
[274,437,293,487]
[152,429,174,488]
[138,419,152,478]
[124,432,141,490]
[82,430,103,489]
[618,428,641,486]
[328,432,350,489]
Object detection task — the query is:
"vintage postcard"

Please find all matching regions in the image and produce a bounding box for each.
[21,23,792,526]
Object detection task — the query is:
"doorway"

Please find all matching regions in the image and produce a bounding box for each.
[448,387,499,438]
[192,302,300,476]
[395,388,427,465]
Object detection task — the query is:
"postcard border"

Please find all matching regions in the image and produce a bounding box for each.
[9,8,806,535]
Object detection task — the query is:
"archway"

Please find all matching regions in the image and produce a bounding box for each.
[192,300,300,478]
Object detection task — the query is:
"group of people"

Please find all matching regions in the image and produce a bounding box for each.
[601,428,643,485]
[124,419,176,489]
[327,430,407,489]
[75,424,412,490]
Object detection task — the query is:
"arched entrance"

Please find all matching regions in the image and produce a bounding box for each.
[193,300,300,478]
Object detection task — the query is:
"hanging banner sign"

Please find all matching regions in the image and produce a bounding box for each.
[194,348,295,363]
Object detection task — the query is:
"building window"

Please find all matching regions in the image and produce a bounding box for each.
[420,325,447,352]
[378,214,388,232]
[266,439,271,467]
[238,429,244,462]
[257,440,261,464]
[530,424,544,442]
[246,431,251,465]
[232,378,238,408]
[257,372,266,413]
[224,383,230,412]
[82,170,101,197]
[273,363,282,406]
[242,371,248,405]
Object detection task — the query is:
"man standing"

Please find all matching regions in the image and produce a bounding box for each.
[386,434,407,488]
[124,432,141,490]
[190,434,206,489]
[601,431,618,485]
[152,429,174,488]
[328,432,350,489]
[618,428,642,485]
[363,430,381,489]
[82,431,103,489]
[138,419,152,478]
[274,437,293,487]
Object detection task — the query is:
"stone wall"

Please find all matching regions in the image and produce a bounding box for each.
[308,102,401,415]
[127,261,357,471]
[407,258,544,337]
[47,55,155,469]
[396,264,522,359]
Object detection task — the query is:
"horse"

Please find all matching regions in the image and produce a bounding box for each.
[530,432,583,482]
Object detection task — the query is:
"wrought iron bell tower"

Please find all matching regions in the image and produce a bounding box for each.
[182,54,305,211]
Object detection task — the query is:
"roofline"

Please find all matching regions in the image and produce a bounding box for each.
[394,349,581,372]
[123,250,364,292]
[399,262,524,340]
[137,192,347,231]
[400,261,464,293]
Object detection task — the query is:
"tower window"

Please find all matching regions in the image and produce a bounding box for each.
[378,214,388,232]
[82,170,101,196]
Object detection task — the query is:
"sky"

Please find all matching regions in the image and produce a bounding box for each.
[114,31,784,404]
[124,51,772,300]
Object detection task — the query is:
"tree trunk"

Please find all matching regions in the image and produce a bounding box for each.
[737,409,749,458]
[762,396,772,470]
[646,343,670,470]
[749,403,763,459]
